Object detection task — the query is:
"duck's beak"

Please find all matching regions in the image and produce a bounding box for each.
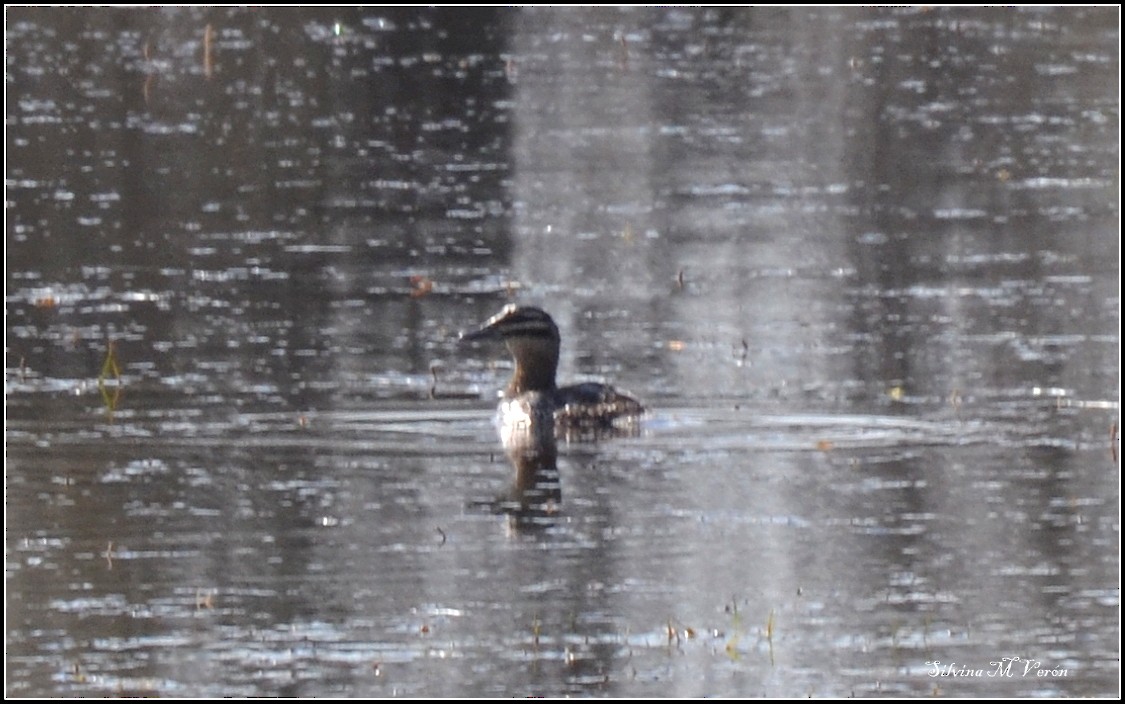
[459,304,517,343]
[459,323,497,343]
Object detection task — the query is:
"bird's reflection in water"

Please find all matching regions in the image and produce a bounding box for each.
[475,412,643,530]
[491,417,562,529]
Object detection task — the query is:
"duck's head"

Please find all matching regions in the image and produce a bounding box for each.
[461,304,560,394]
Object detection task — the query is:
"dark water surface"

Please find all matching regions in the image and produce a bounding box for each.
[6,7,1119,697]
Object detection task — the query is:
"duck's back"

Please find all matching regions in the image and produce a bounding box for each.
[555,382,644,429]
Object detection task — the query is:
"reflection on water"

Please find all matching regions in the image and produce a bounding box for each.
[492,419,563,528]
[6,6,1119,698]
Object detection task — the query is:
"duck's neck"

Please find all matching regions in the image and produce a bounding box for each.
[505,337,559,396]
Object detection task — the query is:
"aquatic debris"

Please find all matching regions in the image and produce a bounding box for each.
[142,36,156,105]
[409,275,433,298]
[435,526,446,546]
[762,609,777,667]
[1112,421,1118,463]
[721,597,757,661]
[427,363,478,401]
[666,617,696,645]
[816,439,834,451]
[98,340,120,383]
[195,588,216,610]
[203,23,214,79]
[724,619,740,659]
[97,340,122,420]
[949,388,963,411]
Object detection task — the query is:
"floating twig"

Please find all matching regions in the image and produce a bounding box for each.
[203,23,214,79]
[1112,421,1118,464]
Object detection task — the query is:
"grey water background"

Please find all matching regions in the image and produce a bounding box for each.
[5,6,1119,697]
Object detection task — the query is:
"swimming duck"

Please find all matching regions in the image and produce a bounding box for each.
[460,304,644,433]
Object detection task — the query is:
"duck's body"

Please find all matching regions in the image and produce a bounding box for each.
[461,305,644,433]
